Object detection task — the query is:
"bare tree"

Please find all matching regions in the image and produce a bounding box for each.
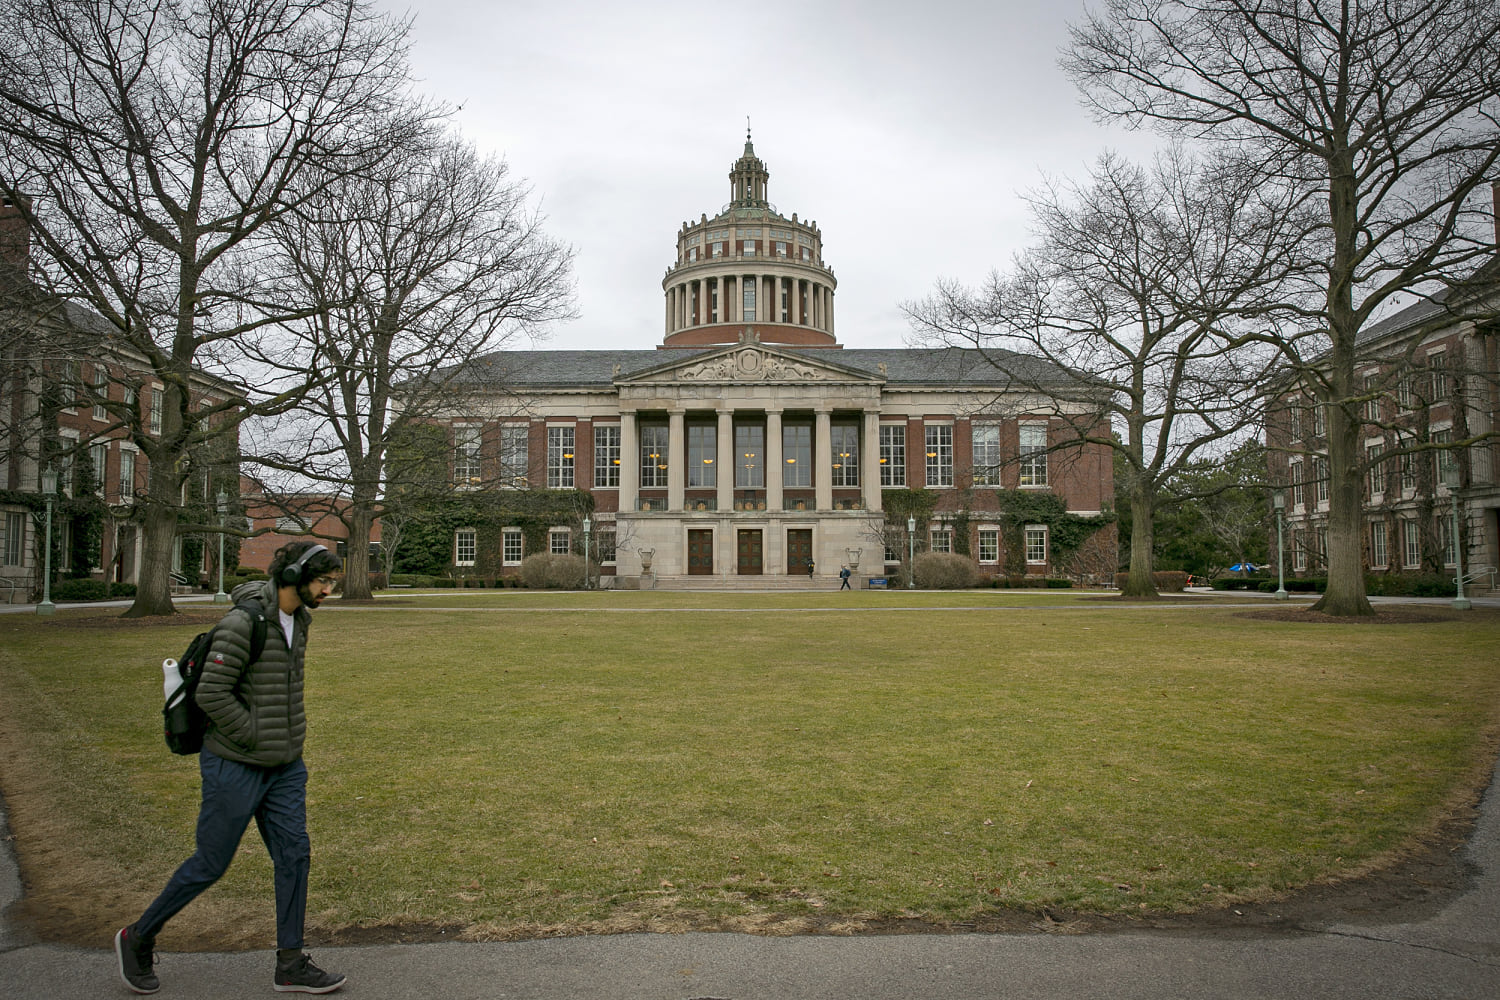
[1065,0,1500,614]
[907,149,1297,596]
[248,129,575,599]
[0,0,431,615]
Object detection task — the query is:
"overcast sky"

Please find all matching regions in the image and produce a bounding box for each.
[389,0,1162,351]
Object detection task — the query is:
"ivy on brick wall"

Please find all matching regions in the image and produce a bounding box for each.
[992,490,1114,576]
[392,489,596,578]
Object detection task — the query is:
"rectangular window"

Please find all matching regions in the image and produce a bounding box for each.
[830,423,859,487]
[879,424,906,487]
[597,529,617,564]
[978,527,999,564]
[930,527,953,554]
[454,425,481,485]
[1288,403,1302,441]
[92,365,108,421]
[1370,520,1388,568]
[149,388,163,435]
[711,241,723,258]
[971,423,1001,486]
[1399,436,1416,491]
[1290,461,1303,508]
[1366,444,1385,496]
[1019,423,1047,487]
[1427,353,1449,404]
[547,425,575,489]
[594,424,620,488]
[1313,403,1326,437]
[1314,457,1329,504]
[1433,428,1456,486]
[640,424,669,488]
[925,424,953,488]
[61,360,80,412]
[3,511,23,566]
[1403,519,1421,568]
[687,424,716,487]
[1439,516,1455,566]
[775,240,787,257]
[1025,525,1048,564]
[90,443,107,496]
[500,424,528,486]
[502,528,523,565]
[1397,377,1415,412]
[1293,530,1307,571]
[550,528,571,555]
[783,422,811,487]
[743,240,756,257]
[455,528,476,567]
[1363,375,1381,422]
[742,278,756,321]
[119,449,135,500]
[735,424,764,488]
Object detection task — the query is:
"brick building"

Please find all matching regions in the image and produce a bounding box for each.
[408,137,1115,587]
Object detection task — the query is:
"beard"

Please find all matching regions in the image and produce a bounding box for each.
[297,583,325,609]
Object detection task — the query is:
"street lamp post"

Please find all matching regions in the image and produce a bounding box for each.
[36,465,57,616]
[1442,466,1471,611]
[213,491,229,604]
[906,515,916,589]
[581,516,592,590]
[1272,489,1288,601]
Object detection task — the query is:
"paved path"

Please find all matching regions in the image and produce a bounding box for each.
[1,758,1496,999]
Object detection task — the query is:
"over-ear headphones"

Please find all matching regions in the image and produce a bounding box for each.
[279,544,329,586]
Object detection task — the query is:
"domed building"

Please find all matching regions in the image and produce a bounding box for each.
[419,136,1115,587]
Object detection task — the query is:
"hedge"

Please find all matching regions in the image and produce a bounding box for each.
[50,579,135,601]
[1112,571,1189,592]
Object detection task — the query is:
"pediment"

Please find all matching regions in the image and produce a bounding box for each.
[618,341,881,386]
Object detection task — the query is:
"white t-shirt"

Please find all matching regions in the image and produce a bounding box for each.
[278,609,296,651]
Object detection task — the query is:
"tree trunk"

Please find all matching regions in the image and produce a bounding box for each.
[341,506,372,601]
[1310,399,1375,616]
[1122,490,1158,597]
[123,500,179,617]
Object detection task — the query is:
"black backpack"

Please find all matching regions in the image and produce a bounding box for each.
[164,602,268,755]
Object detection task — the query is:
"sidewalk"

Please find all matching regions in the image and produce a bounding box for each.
[1,761,1496,999]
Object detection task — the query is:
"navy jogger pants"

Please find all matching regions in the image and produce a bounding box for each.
[135,749,310,950]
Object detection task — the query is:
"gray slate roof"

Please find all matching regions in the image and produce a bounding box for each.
[441,345,1080,390]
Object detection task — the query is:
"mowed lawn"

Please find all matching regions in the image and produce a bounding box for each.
[1,592,1498,947]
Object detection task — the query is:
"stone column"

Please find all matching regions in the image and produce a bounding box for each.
[728,275,739,322]
[815,408,833,511]
[766,408,784,511]
[666,287,675,333]
[716,407,733,512]
[619,410,638,512]
[668,409,685,512]
[862,408,882,511]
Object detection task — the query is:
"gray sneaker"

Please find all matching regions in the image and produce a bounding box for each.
[114,925,160,995]
[273,952,346,994]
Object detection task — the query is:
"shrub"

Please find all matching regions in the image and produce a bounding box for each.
[1045,577,1073,589]
[1365,573,1455,597]
[1112,571,1189,592]
[1211,576,1273,591]
[51,578,110,601]
[367,572,387,591]
[520,553,588,589]
[912,552,979,589]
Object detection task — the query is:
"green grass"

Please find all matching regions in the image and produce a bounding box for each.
[1,593,1497,943]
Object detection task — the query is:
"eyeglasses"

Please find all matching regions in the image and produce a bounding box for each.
[314,576,339,587]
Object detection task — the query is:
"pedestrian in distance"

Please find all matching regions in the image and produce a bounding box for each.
[838,565,852,590]
[115,542,348,995]
[806,558,815,579]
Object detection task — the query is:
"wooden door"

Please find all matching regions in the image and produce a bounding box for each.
[736,529,763,575]
[786,529,812,575]
[687,529,713,575]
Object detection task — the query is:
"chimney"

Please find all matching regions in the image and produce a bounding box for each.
[0,193,31,269]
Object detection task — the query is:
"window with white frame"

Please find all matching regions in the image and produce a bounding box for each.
[149,388,163,435]
[1366,443,1385,496]
[61,360,80,412]
[971,423,1001,486]
[453,425,481,484]
[1397,377,1415,411]
[711,241,723,257]
[1314,457,1329,504]
[743,240,756,257]
[90,443,107,496]
[978,527,999,564]
[1019,423,1047,487]
[597,528,616,564]
[930,527,953,553]
[1432,427,1456,485]
[454,528,476,567]
[502,527,523,565]
[55,434,76,497]
[687,424,716,487]
[594,424,620,488]
[1315,527,1328,568]
[1025,525,1048,564]
[1288,403,1302,441]
[879,424,906,487]
[1363,375,1381,422]
[1313,403,1326,437]
[1399,436,1416,491]
[1290,461,1303,508]
[640,424,669,488]
[1403,519,1421,568]
[92,364,108,421]
[783,422,811,487]
[1439,516,1455,566]
[550,528,571,555]
[1292,530,1307,571]
[925,424,953,488]
[3,511,23,566]
[119,449,135,500]
[500,423,528,486]
[1427,352,1449,404]
[741,277,756,319]
[775,240,787,257]
[1370,520,1388,568]
[830,423,859,487]
[547,425,574,488]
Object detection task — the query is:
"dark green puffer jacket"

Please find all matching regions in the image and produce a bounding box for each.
[196,579,310,766]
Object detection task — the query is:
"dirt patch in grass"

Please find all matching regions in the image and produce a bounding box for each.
[1237,606,1500,625]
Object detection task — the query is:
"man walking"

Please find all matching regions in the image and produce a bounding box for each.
[838,565,852,590]
[115,542,347,995]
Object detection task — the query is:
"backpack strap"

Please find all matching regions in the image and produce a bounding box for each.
[230,601,269,667]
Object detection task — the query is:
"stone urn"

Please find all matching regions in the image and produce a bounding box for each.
[638,548,654,573]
